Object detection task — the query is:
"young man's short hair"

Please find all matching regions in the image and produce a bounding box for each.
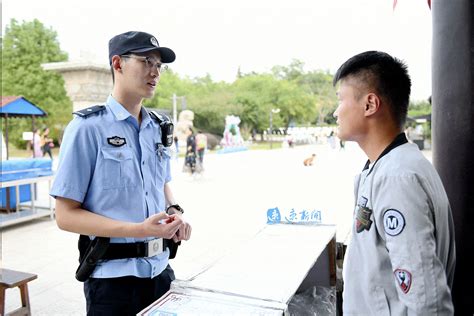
[333,51,411,128]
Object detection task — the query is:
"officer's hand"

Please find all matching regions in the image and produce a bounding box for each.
[144,213,183,239]
[171,213,192,242]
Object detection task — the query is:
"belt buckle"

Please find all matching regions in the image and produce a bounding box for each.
[146,239,163,257]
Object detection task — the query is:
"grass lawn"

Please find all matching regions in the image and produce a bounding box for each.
[5,146,60,159]
[248,141,283,150]
[4,141,282,160]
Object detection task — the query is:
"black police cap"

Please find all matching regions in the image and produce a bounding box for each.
[108,31,176,64]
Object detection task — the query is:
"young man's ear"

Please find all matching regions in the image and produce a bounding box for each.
[111,55,123,73]
[364,93,381,116]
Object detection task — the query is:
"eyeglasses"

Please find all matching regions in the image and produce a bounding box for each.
[121,55,169,72]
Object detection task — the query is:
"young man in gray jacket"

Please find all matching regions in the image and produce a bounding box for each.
[333,51,455,315]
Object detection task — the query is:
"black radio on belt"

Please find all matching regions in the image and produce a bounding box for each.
[149,110,174,147]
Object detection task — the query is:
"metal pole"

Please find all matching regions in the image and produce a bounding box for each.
[5,114,9,160]
[172,93,177,125]
[31,115,36,157]
[269,110,273,149]
[432,0,474,314]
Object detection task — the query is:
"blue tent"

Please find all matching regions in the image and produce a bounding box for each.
[1,96,47,159]
[1,96,47,117]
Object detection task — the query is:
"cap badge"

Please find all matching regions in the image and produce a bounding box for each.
[150,37,159,47]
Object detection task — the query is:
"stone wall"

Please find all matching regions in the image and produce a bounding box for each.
[42,61,113,112]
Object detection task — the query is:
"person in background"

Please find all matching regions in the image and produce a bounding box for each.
[41,127,53,159]
[333,51,455,315]
[32,128,42,158]
[50,31,191,315]
[183,127,196,174]
[195,130,207,166]
[173,135,179,161]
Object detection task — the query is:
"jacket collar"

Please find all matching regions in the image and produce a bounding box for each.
[362,132,408,175]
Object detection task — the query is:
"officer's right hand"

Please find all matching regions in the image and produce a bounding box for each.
[142,213,183,239]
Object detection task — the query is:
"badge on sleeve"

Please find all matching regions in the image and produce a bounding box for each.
[394,269,412,294]
[383,209,405,236]
[107,136,126,147]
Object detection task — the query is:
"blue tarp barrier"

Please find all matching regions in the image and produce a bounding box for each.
[1,158,53,208]
[217,146,248,154]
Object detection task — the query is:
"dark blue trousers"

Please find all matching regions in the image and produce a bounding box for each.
[84,265,175,316]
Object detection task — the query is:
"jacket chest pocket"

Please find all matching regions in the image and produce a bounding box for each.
[155,149,171,184]
[101,148,138,189]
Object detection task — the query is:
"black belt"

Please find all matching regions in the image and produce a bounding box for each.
[103,239,164,259]
[76,236,180,282]
[78,235,178,261]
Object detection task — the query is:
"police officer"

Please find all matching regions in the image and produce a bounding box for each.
[50,31,192,315]
[333,51,455,315]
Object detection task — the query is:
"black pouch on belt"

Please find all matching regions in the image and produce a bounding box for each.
[164,239,181,259]
[75,235,110,282]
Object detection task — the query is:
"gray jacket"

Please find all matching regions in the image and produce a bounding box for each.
[343,134,455,315]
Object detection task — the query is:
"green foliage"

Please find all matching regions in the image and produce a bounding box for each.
[298,70,338,125]
[272,60,338,125]
[232,73,315,132]
[408,100,431,118]
[2,19,72,147]
[147,60,334,136]
[407,100,432,140]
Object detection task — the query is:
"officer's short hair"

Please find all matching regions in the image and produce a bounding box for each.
[333,51,411,128]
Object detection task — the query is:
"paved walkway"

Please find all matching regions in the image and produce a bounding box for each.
[1,142,432,315]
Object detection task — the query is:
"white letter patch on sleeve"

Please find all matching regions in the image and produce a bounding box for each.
[383,209,405,236]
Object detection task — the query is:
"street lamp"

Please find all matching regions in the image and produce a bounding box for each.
[269,108,280,149]
[172,94,186,125]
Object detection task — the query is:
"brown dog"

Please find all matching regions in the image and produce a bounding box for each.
[303,153,316,166]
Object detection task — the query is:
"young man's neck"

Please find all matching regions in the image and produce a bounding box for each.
[111,88,143,123]
[359,126,402,163]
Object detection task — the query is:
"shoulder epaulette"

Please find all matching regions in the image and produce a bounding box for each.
[73,105,106,118]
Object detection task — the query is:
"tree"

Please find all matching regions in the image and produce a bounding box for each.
[2,19,72,147]
[273,60,338,125]
[233,73,315,135]
[408,100,431,118]
[187,78,238,136]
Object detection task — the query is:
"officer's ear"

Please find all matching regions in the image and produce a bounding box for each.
[111,55,123,73]
[364,93,381,117]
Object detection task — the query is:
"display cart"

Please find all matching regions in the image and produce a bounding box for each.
[139,223,337,315]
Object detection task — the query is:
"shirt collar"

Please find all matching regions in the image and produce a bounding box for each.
[106,95,153,128]
[140,107,153,128]
[363,132,408,175]
[107,95,132,121]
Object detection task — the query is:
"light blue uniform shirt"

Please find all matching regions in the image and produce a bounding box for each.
[50,95,172,279]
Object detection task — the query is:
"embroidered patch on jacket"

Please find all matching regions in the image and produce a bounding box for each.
[355,205,373,233]
[358,196,368,208]
[107,136,126,147]
[383,209,406,236]
[394,269,412,294]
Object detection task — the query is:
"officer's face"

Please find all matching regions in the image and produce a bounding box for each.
[333,77,368,142]
[120,51,162,99]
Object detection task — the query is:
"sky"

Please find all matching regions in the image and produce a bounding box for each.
[2,0,433,100]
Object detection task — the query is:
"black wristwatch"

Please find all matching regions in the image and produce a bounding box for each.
[166,204,184,215]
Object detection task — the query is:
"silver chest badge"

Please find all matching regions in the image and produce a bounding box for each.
[107,136,126,147]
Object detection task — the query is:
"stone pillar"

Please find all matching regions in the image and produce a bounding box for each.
[42,61,113,112]
[432,0,474,314]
